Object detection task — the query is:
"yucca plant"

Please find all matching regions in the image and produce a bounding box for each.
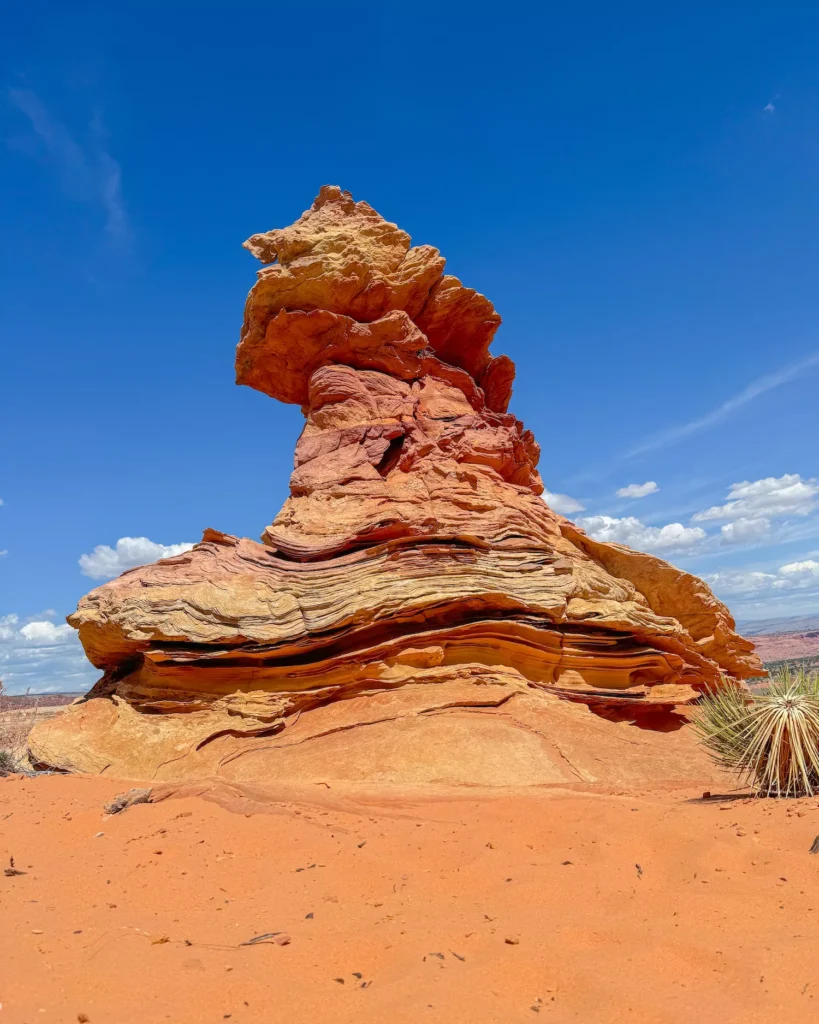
[694,666,819,797]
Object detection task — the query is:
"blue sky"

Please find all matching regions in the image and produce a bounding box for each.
[2,1,819,692]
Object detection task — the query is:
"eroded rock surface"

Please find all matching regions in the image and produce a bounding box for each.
[29,186,762,784]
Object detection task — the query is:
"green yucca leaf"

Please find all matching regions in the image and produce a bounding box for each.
[693,666,819,797]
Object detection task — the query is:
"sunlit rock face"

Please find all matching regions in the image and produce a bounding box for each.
[29,186,762,785]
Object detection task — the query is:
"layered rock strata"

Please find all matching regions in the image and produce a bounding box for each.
[29,186,761,785]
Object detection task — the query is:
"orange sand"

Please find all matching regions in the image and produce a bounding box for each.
[2,774,819,1023]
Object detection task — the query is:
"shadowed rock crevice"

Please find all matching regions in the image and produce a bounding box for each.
[375,434,406,477]
[28,186,762,786]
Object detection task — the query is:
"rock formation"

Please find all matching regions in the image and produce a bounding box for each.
[29,186,762,786]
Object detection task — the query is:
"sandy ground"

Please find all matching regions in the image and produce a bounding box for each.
[2,775,819,1023]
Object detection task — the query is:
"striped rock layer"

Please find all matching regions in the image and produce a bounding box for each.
[29,187,762,786]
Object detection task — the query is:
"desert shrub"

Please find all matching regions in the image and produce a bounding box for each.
[694,666,819,797]
[0,749,22,776]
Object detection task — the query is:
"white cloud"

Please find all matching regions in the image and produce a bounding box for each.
[779,560,819,578]
[704,560,819,601]
[79,536,195,580]
[706,552,819,619]
[702,569,779,596]
[19,621,74,644]
[576,515,706,553]
[542,490,586,515]
[694,474,819,523]
[0,614,20,642]
[764,102,776,113]
[719,517,770,544]
[0,613,95,695]
[616,481,659,499]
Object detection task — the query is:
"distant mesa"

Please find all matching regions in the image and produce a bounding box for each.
[29,187,762,786]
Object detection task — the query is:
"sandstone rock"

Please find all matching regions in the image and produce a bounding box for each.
[104,787,152,815]
[235,308,483,408]
[240,185,445,353]
[415,274,501,383]
[29,186,763,785]
[239,185,505,404]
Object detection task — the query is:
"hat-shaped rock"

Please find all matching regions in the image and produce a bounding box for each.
[28,187,763,787]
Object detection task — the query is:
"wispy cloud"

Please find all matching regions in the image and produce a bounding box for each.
[625,349,819,459]
[8,87,129,242]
